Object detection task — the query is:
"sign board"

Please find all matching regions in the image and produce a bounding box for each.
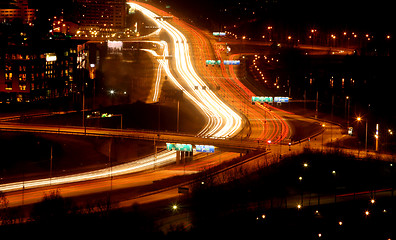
[206,60,221,65]
[213,32,226,36]
[274,97,289,103]
[252,96,273,103]
[223,60,240,65]
[107,40,123,51]
[196,145,215,153]
[166,143,193,152]
[45,53,57,62]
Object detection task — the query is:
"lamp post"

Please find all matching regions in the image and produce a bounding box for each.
[321,123,325,152]
[375,123,379,152]
[345,96,350,129]
[357,117,368,152]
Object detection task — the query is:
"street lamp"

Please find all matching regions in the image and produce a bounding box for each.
[345,96,350,129]
[297,204,302,209]
[322,123,325,152]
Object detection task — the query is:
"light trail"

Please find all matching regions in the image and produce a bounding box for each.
[0,150,176,192]
[128,2,242,139]
[0,2,244,193]
[180,23,290,143]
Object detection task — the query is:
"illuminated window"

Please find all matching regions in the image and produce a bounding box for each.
[5,83,12,90]
[19,74,26,81]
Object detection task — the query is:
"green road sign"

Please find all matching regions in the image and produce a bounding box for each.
[166,143,193,152]
[252,96,273,103]
[206,60,221,65]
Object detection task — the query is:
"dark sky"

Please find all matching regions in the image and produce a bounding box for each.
[162,0,393,33]
[1,0,393,33]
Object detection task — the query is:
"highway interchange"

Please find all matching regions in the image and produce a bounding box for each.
[0,1,344,208]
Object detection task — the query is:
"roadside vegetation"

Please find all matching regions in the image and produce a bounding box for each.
[1,149,395,239]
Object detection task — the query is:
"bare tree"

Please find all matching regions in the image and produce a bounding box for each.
[0,191,10,225]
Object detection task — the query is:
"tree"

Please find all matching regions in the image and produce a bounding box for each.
[0,191,10,225]
[30,189,71,223]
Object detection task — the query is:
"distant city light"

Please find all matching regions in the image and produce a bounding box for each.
[107,40,123,51]
[45,53,57,62]
[297,204,302,209]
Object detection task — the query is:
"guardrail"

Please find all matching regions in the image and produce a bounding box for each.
[0,123,266,151]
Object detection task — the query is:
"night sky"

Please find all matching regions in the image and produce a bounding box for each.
[0,0,393,34]
[164,0,394,33]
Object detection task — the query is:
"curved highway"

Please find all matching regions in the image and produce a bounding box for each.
[0,2,291,204]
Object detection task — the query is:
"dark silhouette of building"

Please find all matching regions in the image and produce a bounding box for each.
[0,39,86,103]
[0,0,36,24]
[76,0,126,33]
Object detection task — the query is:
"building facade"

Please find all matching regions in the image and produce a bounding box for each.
[0,40,85,103]
[76,0,126,32]
[0,0,36,24]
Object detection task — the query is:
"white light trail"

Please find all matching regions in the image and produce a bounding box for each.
[0,2,243,193]
[129,2,242,139]
[0,151,176,192]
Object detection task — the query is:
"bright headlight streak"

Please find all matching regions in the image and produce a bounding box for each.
[140,48,163,102]
[160,19,241,138]
[0,3,243,193]
[129,2,241,139]
[142,43,214,125]
[0,151,176,192]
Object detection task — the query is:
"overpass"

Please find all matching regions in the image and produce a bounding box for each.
[0,123,267,152]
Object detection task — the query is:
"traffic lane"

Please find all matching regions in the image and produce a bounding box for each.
[3,168,198,208]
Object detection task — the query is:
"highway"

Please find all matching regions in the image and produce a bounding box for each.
[0,1,296,206]
[0,122,266,151]
[173,20,291,142]
[128,2,243,139]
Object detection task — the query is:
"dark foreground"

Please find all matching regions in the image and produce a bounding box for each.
[1,149,395,239]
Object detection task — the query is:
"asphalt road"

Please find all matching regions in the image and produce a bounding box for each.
[0,2,329,210]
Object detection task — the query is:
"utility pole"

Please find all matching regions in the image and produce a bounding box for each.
[375,123,379,152]
[107,138,112,212]
[49,145,53,186]
[315,91,319,119]
[177,99,180,133]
